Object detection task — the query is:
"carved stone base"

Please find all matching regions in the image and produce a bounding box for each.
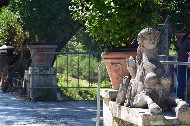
[24,67,57,101]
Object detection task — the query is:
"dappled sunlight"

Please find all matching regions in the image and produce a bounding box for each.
[0,92,103,125]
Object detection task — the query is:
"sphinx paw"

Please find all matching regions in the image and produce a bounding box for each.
[149,102,162,115]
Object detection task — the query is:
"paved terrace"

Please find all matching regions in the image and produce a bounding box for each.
[0,92,103,126]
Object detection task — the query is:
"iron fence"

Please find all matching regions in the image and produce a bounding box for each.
[28,52,110,101]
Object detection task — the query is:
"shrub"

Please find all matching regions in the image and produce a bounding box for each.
[57,76,97,100]
[0,6,26,53]
[56,53,107,83]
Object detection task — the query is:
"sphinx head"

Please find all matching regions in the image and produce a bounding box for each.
[137,27,160,50]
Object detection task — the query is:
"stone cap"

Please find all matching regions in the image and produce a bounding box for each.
[100,89,118,99]
[28,67,57,74]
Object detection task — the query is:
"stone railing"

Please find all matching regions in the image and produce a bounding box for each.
[100,89,190,126]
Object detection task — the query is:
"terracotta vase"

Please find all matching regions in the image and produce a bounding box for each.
[102,51,136,90]
[27,45,57,67]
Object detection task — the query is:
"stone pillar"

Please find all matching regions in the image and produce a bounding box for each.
[100,89,118,126]
[26,67,57,101]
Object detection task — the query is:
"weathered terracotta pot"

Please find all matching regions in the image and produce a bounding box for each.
[27,45,57,67]
[102,50,136,90]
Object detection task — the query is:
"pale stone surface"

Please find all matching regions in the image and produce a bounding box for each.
[103,98,114,126]
[110,96,174,126]
[101,89,190,126]
[175,100,190,125]
[116,76,130,104]
[100,89,117,126]
[100,89,118,99]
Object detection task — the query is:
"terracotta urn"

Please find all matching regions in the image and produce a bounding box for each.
[27,45,57,67]
[102,50,136,90]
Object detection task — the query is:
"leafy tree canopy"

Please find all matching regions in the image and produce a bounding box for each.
[0,6,26,53]
[10,0,81,51]
[70,0,162,48]
[166,0,190,32]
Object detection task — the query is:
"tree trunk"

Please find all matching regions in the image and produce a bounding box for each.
[1,43,31,92]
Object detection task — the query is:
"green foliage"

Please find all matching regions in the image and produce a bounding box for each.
[66,27,104,52]
[55,53,109,100]
[57,73,110,100]
[10,0,78,45]
[56,69,98,100]
[55,53,106,82]
[55,39,110,100]
[0,6,26,53]
[70,0,162,47]
[59,83,97,100]
[169,43,177,56]
[167,0,190,32]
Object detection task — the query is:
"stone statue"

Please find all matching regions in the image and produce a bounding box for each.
[116,28,190,122]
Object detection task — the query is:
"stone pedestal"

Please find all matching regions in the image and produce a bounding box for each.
[100,89,190,126]
[100,89,118,126]
[24,67,57,101]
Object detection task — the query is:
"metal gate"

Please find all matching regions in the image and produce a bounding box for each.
[26,52,110,101]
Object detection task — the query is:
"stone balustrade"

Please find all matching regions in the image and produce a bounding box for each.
[100,89,190,126]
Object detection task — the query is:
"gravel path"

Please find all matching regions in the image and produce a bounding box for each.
[0,92,103,126]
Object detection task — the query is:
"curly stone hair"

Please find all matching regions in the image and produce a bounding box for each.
[136,27,160,65]
[137,27,160,44]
